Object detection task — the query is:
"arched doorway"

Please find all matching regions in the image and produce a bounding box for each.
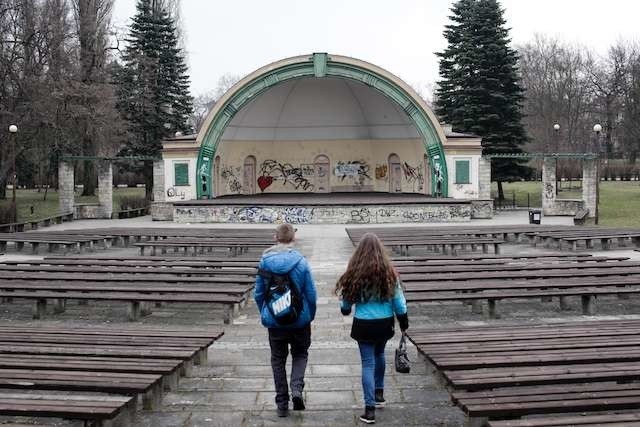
[388,154,402,193]
[195,53,449,198]
[314,155,330,193]
[243,156,256,195]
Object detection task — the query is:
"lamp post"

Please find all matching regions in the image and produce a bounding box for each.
[7,125,17,223]
[593,123,602,225]
[553,124,560,194]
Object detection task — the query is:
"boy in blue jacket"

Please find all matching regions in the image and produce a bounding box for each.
[254,224,317,417]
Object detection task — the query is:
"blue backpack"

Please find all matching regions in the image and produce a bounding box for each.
[258,260,303,325]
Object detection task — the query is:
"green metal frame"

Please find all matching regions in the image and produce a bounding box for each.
[486,153,599,159]
[196,53,449,198]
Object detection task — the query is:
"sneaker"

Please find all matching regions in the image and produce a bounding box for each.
[292,395,305,411]
[277,408,289,417]
[374,389,385,408]
[359,406,375,424]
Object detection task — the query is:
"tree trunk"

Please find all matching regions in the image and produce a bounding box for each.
[0,178,6,200]
[81,160,96,196]
[497,181,505,201]
[144,161,153,201]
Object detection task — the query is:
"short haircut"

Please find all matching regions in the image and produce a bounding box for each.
[275,223,296,243]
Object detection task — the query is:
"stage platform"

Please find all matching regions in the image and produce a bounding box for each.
[152,193,493,224]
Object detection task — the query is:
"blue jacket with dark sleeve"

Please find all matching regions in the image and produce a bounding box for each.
[254,244,317,329]
[340,282,409,342]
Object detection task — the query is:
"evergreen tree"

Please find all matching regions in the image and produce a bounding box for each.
[435,0,530,199]
[116,0,193,197]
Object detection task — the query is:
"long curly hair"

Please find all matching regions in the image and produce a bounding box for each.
[335,232,397,303]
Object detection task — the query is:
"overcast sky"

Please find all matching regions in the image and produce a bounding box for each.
[112,0,639,100]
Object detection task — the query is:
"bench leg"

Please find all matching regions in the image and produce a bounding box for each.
[162,370,179,391]
[482,243,488,254]
[559,296,571,310]
[180,359,193,377]
[142,381,162,410]
[194,348,208,366]
[466,417,488,427]
[16,241,24,252]
[52,298,66,314]
[471,300,483,314]
[494,243,500,254]
[586,239,594,249]
[488,299,500,319]
[31,242,39,254]
[0,241,6,252]
[581,295,596,315]
[601,238,611,250]
[541,296,552,303]
[223,305,234,324]
[140,301,153,316]
[128,301,142,321]
[33,298,47,319]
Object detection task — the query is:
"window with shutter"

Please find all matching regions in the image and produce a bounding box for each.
[174,163,189,186]
[455,160,470,184]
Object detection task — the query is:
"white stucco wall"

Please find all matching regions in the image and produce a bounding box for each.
[163,157,197,202]
[446,153,481,199]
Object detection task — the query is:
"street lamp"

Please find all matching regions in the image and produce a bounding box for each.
[593,124,602,225]
[7,125,17,223]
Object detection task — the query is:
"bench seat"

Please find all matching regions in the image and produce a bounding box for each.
[488,411,640,426]
[0,392,134,427]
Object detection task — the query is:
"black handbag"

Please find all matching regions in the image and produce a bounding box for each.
[394,332,411,373]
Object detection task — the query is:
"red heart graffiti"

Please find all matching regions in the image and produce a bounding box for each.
[257,175,273,192]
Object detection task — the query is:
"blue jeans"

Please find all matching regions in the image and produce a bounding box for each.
[357,340,387,407]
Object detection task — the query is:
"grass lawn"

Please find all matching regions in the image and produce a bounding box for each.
[0,188,146,222]
[493,181,640,227]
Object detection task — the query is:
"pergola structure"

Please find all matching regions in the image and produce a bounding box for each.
[487,153,599,219]
[58,155,157,219]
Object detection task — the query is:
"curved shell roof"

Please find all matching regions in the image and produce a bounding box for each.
[221,77,421,141]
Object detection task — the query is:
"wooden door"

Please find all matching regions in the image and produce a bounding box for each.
[314,155,330,193]
[389,154,402,193]
[243,156,256,195]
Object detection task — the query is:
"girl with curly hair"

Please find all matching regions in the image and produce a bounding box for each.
[335,232,409,424]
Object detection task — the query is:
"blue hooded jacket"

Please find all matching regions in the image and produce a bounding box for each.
[254,244,317,329]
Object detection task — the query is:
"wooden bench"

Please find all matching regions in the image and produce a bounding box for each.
[117,206,149,219]
[407,320,640,426]
[27,213,74,230]
[135,240,271,256]
[0,222,26,233]
[0,263,257,277]
[573,208,589,225]
[454,383,640,427]
[488,411,640,426]
[0,392,135,427]
[0,290,247,323]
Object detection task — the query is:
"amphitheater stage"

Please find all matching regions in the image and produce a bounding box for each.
[154,193,493,224]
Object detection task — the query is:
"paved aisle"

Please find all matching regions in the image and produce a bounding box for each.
[137,225,462,427]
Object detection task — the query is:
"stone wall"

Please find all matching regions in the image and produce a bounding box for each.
[58,161,75,215]
[97,161,113,219]
[151,202,174,221]
[582,159,598,218]
[541,157,557,216]
[153,160,166,202]
[173,203,472,224]
[471,199,493,219]
[477,157,492,200]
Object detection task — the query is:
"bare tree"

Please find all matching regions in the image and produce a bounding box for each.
[190,73,240,132]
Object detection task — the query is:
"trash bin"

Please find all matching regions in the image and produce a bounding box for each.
[529,209,541,225]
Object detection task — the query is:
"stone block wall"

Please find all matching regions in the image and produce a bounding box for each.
[541,157,557,215]
[582,159,598,218]
[173,203,472,224]
[153,160,166,202]
[478,157,492,200]
[97,161,113,219]
[58,161,75,216]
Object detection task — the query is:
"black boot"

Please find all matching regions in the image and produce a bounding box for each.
[359,406,375,424]
[374,389,385,408]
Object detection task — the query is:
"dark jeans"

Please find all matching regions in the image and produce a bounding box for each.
[268,324,311,409]
[357,340,387,407]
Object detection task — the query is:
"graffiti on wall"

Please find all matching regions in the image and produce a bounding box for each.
[259,160,314,192]
[544,182,555,200]
[229,206,315,224]
[402,162,424,192]
[334,160,371,187]
[220,165,242,194]
[166,187,186,200]
[375,164,388,180]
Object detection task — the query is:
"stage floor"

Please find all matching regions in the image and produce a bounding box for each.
[174,192,469,207]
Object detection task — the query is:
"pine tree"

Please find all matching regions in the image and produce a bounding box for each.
[116,0,193,197]
[435,0,530,200]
